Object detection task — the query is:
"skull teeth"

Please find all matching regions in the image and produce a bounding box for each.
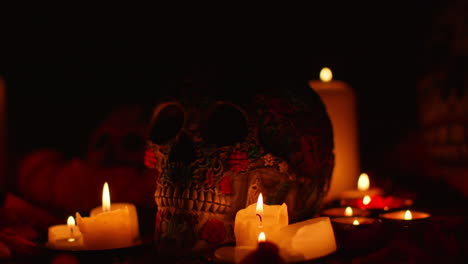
[154,185,231,213]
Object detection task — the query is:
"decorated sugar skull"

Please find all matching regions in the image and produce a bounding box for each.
[145,81,334,255]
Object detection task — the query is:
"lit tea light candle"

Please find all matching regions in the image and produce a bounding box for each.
[320,206,370,218]
[76,182,140,250]
[380,209,430,221]
[339,173,384,200]
[380,209,431,229]
[239,232,287,264]
[309,68,360,203]
[352,219,360,226]
[47,216,83,250]
[234,193,288,247]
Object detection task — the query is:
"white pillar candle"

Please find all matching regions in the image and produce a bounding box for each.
[234,193,288,247]
[47,216,83,250]
[76,182,140,250]
[89,202,140,243]
[309,67,360,202]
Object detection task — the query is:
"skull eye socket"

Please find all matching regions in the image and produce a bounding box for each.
[202,103,248,146]
[95,133,110,149]
[149,104,184,144]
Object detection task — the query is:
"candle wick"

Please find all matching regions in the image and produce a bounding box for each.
[256,213,263,227]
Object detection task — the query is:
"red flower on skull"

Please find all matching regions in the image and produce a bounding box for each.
[228,151,249,173]
[200,219,227,244]
[144,149,158,168]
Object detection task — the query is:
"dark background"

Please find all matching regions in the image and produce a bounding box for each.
[0,1,457,190]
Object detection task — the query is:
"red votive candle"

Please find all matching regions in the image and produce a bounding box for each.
[342,195,413,211]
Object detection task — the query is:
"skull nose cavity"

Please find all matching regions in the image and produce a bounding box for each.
[169,132,196,164]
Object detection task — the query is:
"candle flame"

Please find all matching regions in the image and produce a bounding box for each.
[67,216,75,227]
[102,182,111,212]
[319,67,333,82]
[404,210,412,220]
[258,232,266,242]
[256,193,264,215]
[67,216,75,239]
[353,219,360,225]
[345,207,353,216]
[363,195,371,205]
[357,173,370,191]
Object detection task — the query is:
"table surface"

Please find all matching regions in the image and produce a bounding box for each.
[1,208,466,264]
[1,172,467,264]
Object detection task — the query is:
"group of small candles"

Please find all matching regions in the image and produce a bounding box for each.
[47,182,140,251]
[47,173,430,263]
[216,173,431,263]
[323,172,430,224]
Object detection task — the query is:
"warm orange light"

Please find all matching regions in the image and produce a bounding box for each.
[345,207,353,217]
[363,195,371,205]
[258,232,266,242]
[256,193,264,215]
[319,67,333,82]
[404,210,412,220]
[102,182,111,212]
[352,219,360,225]
[357,173,370,191]
[67,216,76,242]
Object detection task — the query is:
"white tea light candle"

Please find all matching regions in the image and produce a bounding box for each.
[47,216,83,250]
